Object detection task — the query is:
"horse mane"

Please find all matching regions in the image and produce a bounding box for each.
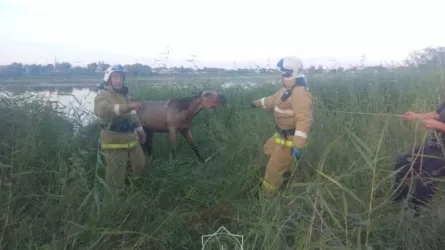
[169,92,202,111]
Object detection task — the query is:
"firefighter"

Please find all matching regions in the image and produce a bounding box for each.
[94,64,146,201]
[251,56,313,197]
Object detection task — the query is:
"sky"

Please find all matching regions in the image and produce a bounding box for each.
[0,0,444,69]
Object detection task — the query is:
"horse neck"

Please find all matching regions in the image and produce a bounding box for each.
[186,98,204,118]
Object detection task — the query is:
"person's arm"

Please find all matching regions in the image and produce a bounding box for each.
[125,96,145,142]
[129,109,144,133]
[94,92,131,120]
[252,90,281,109]
[403,101,445,120]
[421,112,440,120]
[290,87,313,149]
[415,102,445,120]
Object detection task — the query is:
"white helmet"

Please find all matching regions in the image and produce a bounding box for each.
[277,56,304,79]
[103,64,126,82]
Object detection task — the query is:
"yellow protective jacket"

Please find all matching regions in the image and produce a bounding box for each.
[94,86,142,149]
[253,86,313,149]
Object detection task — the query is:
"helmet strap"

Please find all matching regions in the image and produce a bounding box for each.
[98,82,106,90]
[104,79,128,95]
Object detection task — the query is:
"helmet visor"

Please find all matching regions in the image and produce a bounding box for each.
[277,58,293,77]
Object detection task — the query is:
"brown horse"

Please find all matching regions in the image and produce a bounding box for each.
[136,90,228,162]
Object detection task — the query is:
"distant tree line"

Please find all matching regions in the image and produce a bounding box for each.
[1,46,445,78]
[0,61,284,78]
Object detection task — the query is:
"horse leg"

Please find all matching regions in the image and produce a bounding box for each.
[142,127,154,157]
[142,127,155,166]
[168,127,178,160]
[180,128,204,163]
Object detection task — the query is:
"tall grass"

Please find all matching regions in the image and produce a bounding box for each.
[2,69,445,249]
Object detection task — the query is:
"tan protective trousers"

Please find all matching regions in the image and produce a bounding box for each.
[261,135,295,197]
[102,144,146,201]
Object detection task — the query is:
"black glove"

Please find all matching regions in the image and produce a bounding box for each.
[250,103,257,108]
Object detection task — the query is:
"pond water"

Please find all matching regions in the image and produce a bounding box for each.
[1,86,98,125]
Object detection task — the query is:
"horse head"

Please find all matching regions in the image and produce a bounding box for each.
[192,90,228,108]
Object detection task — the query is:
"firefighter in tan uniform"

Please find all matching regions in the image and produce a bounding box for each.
[251,56,313,197]
[94,64,147,201]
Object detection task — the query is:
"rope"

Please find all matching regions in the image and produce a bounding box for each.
[317,110,403,118]
[230,104,404,118]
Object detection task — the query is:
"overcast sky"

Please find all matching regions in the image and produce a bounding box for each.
[0,0,444,68]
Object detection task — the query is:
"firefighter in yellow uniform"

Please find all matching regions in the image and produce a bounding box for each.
[251,56,313,197]
[94,64,147,201]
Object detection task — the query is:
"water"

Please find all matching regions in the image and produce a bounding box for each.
[1,86,98,126]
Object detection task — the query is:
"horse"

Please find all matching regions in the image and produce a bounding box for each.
[136,90,228,162]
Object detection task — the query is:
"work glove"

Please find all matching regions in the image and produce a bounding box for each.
[291,147,303,160]
[136,127,146,144]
